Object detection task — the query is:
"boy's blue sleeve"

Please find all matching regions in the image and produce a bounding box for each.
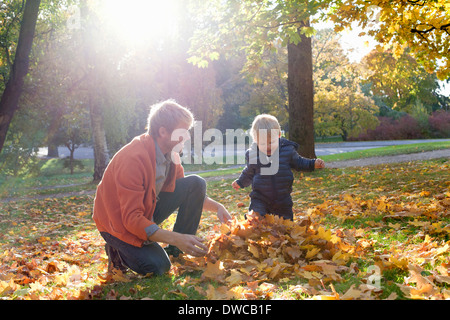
[235,150,255,188]
[290,148,316,172]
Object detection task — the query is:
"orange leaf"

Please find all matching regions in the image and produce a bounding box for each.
[202,261,224,280]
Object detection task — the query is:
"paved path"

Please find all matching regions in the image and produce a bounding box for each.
[326,148,450,168]
[37,139,450,159]
[3,148,449,203]
[315,139,450,156]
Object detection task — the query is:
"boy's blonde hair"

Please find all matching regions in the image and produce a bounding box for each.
[147,99,194,137]
[250,114,281,141]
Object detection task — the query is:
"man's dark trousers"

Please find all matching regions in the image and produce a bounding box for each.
[101,175,206,275]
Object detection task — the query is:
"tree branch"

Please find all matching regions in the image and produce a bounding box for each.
[254,20,303,30]
[411,25,436,34]
[411,22,450,36]
[406,0,426,6]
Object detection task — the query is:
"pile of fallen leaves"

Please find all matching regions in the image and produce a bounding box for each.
[170,185,450,300]
[171,214,387,300]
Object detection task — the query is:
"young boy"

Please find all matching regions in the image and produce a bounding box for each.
[232,114,325,221]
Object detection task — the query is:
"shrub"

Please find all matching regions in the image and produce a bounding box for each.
[429,110,450,138]
[354,115,423,141]
[352,111,450,141]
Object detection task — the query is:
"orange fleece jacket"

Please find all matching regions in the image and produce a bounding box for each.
[93,134,184,247]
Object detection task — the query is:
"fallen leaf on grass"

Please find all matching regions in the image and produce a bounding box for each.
[202,260,224,281]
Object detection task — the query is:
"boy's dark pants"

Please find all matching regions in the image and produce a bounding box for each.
[101,175,206,275]
[249,197,293,221]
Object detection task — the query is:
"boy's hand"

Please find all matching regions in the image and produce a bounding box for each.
[315,158,325,169]
[232,180,240,190]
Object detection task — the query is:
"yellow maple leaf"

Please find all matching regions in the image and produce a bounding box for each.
[54,273,69,286]
[290,225,306,240]
[419,190,430,197]
[305,247,321,259]
[389,256,409,269]
[248,243,259,258]
[0,279,19,296]
[332,250,350,264]
[433,243,449,257]
[377,198,387,211]
[284,246,302,260]
[29,281,44,293]
[226,269,243,286]
[341,284,363,300]
[206,284,230,300]
[311,294,339,300]
[317,226,332,241]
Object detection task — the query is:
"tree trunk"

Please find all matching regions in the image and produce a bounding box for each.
[0,0,41,154]
[89,98,109,181]
[66,142,75,175]
[47,144,59,158]
[80,0,109,182]
[47,105,63,157]
[287,20,316,159]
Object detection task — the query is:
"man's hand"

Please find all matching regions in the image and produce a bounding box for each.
[232,180,240,190]
[217,204,232,223]
[149,229,207,257]
[315,158,325,169]
[175,234,208,257]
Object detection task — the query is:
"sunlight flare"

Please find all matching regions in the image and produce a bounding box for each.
[98,0,179,47]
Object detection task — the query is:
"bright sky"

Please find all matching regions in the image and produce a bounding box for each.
[98,0,179,48]
[313,20,377,62]
[438,81,450,97]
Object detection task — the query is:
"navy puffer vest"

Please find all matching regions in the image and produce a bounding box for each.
[235,138,316,204]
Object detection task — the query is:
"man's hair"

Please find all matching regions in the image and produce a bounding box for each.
[147,99,194,137]
[250,114,281,141]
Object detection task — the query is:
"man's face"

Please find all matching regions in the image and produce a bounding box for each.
[167,122,191,154]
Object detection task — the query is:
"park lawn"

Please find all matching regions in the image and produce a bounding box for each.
[0,140,448,200]
[0,158,96,200]
[0,157,449,300]
[319,140,450,162]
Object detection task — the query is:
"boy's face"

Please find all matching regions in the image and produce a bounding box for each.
[257,133,280,156]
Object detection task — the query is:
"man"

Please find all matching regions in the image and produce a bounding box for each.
[93,99,232,276]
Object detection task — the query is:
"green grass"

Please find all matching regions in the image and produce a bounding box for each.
[97,272,207,300]
[1,156,448,300]
[0,158,96,200]
[320,141,450,162]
